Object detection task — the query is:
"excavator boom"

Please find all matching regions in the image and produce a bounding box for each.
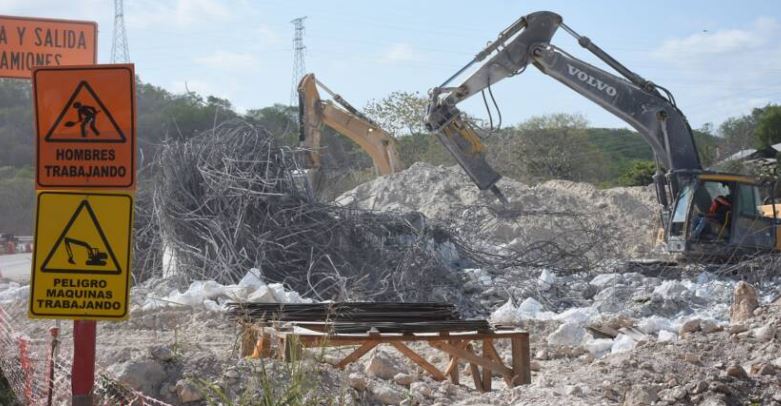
[298,74,402,180]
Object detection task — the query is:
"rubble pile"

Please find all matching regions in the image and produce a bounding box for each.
[337,162,659,258]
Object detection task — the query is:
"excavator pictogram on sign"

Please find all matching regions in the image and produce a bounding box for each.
[41,199,121,275]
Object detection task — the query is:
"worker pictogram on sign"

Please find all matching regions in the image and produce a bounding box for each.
[40,200,121,275]
[44,81,126,143]
[30,191,133,320]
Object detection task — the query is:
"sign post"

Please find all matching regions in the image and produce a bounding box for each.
[31,62,136,406]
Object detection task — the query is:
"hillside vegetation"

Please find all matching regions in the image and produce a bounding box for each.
[0,78,773,233]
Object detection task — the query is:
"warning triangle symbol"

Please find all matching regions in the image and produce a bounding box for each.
[44,81,127,143]
[41,200,122,275]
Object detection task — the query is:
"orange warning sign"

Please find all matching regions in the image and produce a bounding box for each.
[0,15,97,79]
[34,64,136,189]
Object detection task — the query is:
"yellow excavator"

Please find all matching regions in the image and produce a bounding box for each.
[297,73,402,192]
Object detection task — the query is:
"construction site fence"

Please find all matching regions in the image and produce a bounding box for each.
[0,300,174,406]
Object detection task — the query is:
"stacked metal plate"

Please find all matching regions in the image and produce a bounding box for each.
[226,302,491,334]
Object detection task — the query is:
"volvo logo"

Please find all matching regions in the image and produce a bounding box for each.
[567,64,617,97]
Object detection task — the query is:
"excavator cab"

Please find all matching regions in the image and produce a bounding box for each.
[666,173,779,259]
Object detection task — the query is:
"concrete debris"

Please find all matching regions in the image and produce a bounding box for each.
[393,372,414,386]
[537,269,556,291]
[364,349,406,380]
[754,322,776,342]
[348,372,368,391]
[679,318,701,336]
[175,379,203,403]
[624,385,658,405]
[547,322,586,347]
[111,359,168,395]
[730,281,759,324]
[367,380,407,405]
[724,364,750,380]
[610,333,638,354]
[657,330,677,342]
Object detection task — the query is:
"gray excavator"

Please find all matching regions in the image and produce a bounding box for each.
[425,11,780,259]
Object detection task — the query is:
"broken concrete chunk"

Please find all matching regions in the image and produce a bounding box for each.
[754,322,776,342]
[393,372,414,386]
[547,322,586,347]
[725,364,749,380]
[348,372,368,391]
[368,380,406,405]
[624,384,659,405]
[365,350,405,380]
[730,281,759,324]
[700,319,723,334]
[149,345,175,362]
[657,330,677,342]
[175,379,204,403]
[679,318,701,336]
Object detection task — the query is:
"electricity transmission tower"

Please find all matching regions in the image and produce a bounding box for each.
[111,0,130,63]
[290,16,307,106]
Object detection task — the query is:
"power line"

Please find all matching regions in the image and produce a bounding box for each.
[111,0,130,63]
[290,16,307,106]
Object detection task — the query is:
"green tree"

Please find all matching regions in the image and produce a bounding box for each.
[618,160,656,186]
[364,91,428,136]
[756,105,781,148]
[488,113,606,183]
[0,166,34,234]
[717,105,774,157]
[245,104,298,145]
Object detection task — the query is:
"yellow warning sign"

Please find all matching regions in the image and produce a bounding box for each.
[30,191,133,320]
[41,199,122,274]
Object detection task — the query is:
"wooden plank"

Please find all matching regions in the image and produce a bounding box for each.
[483,336,514,386]
[465,343,484,392]
[240,326,259,357]
[481,339,493,391]
[447,339,459,384]
[511,335,531,385]
[430,341,513,378]
[252,333,272,359]
[335,340,379,369]
[289,330,527,346]
[442,340,469,378]
[390,341,445,381]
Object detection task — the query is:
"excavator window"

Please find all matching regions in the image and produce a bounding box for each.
[669,184,692,237]
[688,181,735,242]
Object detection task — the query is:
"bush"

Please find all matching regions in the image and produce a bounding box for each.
[618,161,656,187]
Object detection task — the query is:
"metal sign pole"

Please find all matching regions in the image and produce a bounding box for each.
[71,320,96,406]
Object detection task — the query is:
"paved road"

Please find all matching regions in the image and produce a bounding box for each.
[0,253,32,283]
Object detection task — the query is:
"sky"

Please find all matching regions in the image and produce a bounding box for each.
[5,0,781,131]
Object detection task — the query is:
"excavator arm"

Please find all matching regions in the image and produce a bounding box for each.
[298,73,402,177]
[425,11,702,210]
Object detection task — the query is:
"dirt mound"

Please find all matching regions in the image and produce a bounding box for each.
[336,162,659,258]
